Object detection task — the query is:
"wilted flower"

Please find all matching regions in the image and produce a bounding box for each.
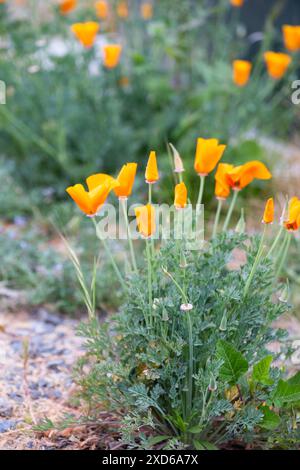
[194,138,226,176]
[145,151,159,183]
[169,143,184,174]
[71,22,99,48]
[226,161,272,191]
[264,51,292,80]
[114,163,137,199]
[233,60,252,87]
[174,182,187,209]
[135,204,156,238]
[262,198,274,224]
[66,175,118,216]
[103,44,122,69]
[282,25,300,52]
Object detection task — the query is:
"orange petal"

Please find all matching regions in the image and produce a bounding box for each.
[135,204,156,237]
[194,138,226,175]
[66,184,92,215]
[262,198,274,224]
[114,163,137,198]
[86,173,117,191]
[145,150,159,183]
[215,163,234,199]
[174,182,187,209]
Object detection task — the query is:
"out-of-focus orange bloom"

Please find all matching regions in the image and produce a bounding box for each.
[114,163,137,198]
[145,151,159,183]
[282,25,300,52]
[283,197,300,231]
[95,0,109,19]
[141,2,153,20]
[135,204,156,238]
[66,174,118,216]
[194,138,226,176]
[262,198,274,224]
[119,76,130,87]
[103,44,122,69]
[226,161,272,191]
[230,0,244,7]
[264,51,292,80]
[233,60,252,87]
[117,1,129,18]
[71,22,99,48]
[174,182,187,209]
[60,0,77,15]
[215,163,234,199]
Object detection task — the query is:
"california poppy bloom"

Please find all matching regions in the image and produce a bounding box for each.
[71,22,99,48]
[135,204,156,238]
[264,51,292,80]
[226,161,272,191]
[262,198,274,224]
[230,0,244,6]
[141,2,153,20]
[282,25,300,52]
[95,0,109,19]
[145,151,159,184]
[114,163,137,199]
[215,163,234,199]
[66,174,118,216]
[103,44,122,69]
[174,182,187,209]
[60,0,77,14]
[117,1,129,18]
[194,138,226,176]
[233,60,252,87]
[283,197,300,231]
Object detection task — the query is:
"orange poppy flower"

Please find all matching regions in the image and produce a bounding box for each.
[117,1,129,18]
[230,0,243,6]
[226,161,272,191]
[114,163,137,198]
[282,25,300,52]
[262,198,274,224]
[174,182,187,209]
[264,51,292,80]
[141,2,153,20]
[145,151,159,183]
[103,44,122,69]
[215,163,234,199]
[135,204,156,238]
[66,174,118,216]
[95,0,109,19]
[71,22,99,48]
[233,60,252,87]
[60,0,77,14]
[194,138,226,176]
[283,197,300,231]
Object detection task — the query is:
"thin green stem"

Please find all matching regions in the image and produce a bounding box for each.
[196,175,206,209]
[276,232,291,278]
[212,198,223,238]
[146,238,153,328]
[223,190,239,232]
[267,225,284,258]
[148,184,152,204]
[244,226,266,297]
[186,312,193,419]
[120,198,138,274]
[162,267,188,304]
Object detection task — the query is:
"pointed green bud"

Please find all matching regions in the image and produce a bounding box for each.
[235,208,246,234]
[219,310,227,331]
[279,279,290,303]
[209,373,217,392]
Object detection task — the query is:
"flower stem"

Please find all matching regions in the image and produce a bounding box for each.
[243,225,266,297]
[146,238,153,327]
[212,198,223,238]
[196,175,206,209]
[186,311,193,419]
[267,225,284,258]
[276,231,291,279]
[223,190,239,231]
[120,198,138,274]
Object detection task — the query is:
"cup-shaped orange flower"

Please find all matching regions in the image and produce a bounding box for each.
[60,0,77,15]
[282,25,300,52]
[262,198,274,224]
[230,0,244,7]
[226,161,272,191]
[264,51,292,80]
[66,174,118,216]
[71,22,99,48]
[233,60,252,87]
[141,2,153,20]
[145,151,159,183]
[215,163,234,199]
[283,197,300,231]
[114,163,137,199]
[95,0,109,19]
[135,204,156,238]
[194,138,226,176]
[103,44,122,69]
[174,182,187,209]
[117,1,129,18]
